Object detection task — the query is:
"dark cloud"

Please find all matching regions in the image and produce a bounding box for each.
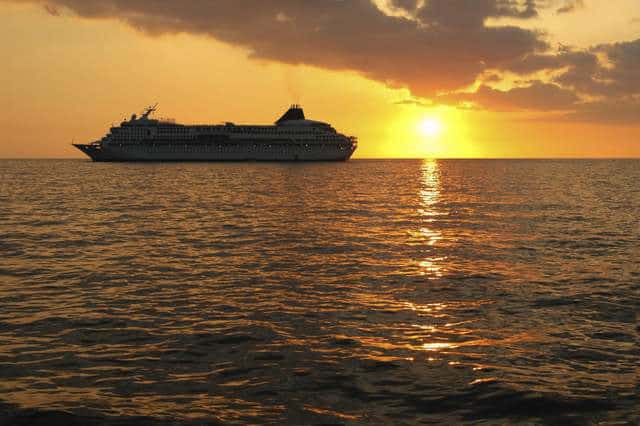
[480,72,503,83]
[561,98,640,125]
[437,39,640,125]
[501,52,567,74]
[2,0,545,96]
[417,0,539,29]
[445,38,640,123]
[43,3,59,15]
[493,39,640,99]
[596,39,640,95]
[556,0,584,14]
[437,82,579,111]
[2,0,637,124]
[550,40,640,97]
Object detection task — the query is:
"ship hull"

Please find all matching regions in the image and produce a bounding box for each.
[74,143,355,162]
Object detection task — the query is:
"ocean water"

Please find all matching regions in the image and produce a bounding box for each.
[0,159,637,425]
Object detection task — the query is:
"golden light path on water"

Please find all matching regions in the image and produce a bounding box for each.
[0,159,637,424]
[418,159,446,279]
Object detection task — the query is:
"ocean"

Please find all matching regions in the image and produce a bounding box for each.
[0,159,637,424]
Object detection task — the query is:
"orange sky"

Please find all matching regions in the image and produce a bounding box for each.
[1,1,639,158]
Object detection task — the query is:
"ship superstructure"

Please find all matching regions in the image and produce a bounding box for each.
[73,105,357,161]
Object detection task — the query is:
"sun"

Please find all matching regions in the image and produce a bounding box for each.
[418,118,443,137]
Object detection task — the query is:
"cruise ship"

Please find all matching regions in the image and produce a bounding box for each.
[73,105,357,161]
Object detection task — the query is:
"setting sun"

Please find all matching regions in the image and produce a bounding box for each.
[418,118,443,137]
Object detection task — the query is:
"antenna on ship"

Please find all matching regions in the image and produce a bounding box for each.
[141,103,158,119]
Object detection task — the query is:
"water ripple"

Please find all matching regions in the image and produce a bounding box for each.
[0,159,638,424]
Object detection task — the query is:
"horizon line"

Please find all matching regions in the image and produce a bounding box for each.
[1,157,639,161]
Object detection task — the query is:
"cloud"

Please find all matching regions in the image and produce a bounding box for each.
[1,0,546,97]
[560,98,640,125]
[387,0,421,15]
[556,0,584,14]
[394,98,433,108]
[416,0,539,29]
[43,3,59,16]
[2,0,637,125]
[437,82,579,111]
[550,39,640,98]
[596,39,640,95]
[475,39,640,123]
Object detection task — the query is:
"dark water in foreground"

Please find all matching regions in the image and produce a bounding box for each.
[0,159,638,425]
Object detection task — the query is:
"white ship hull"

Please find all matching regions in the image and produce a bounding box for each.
[75,142,355,162]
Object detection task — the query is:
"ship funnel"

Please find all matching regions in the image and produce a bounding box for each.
[275,104,305,124]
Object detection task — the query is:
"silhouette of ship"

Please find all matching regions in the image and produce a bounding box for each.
[73,105,357,161]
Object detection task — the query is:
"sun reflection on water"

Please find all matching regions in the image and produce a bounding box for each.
[422,342,459,352]
[417,159,446,278]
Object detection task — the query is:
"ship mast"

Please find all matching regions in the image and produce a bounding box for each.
[141,103,158,120]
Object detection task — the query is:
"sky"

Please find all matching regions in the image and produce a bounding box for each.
[1,0,639,158]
